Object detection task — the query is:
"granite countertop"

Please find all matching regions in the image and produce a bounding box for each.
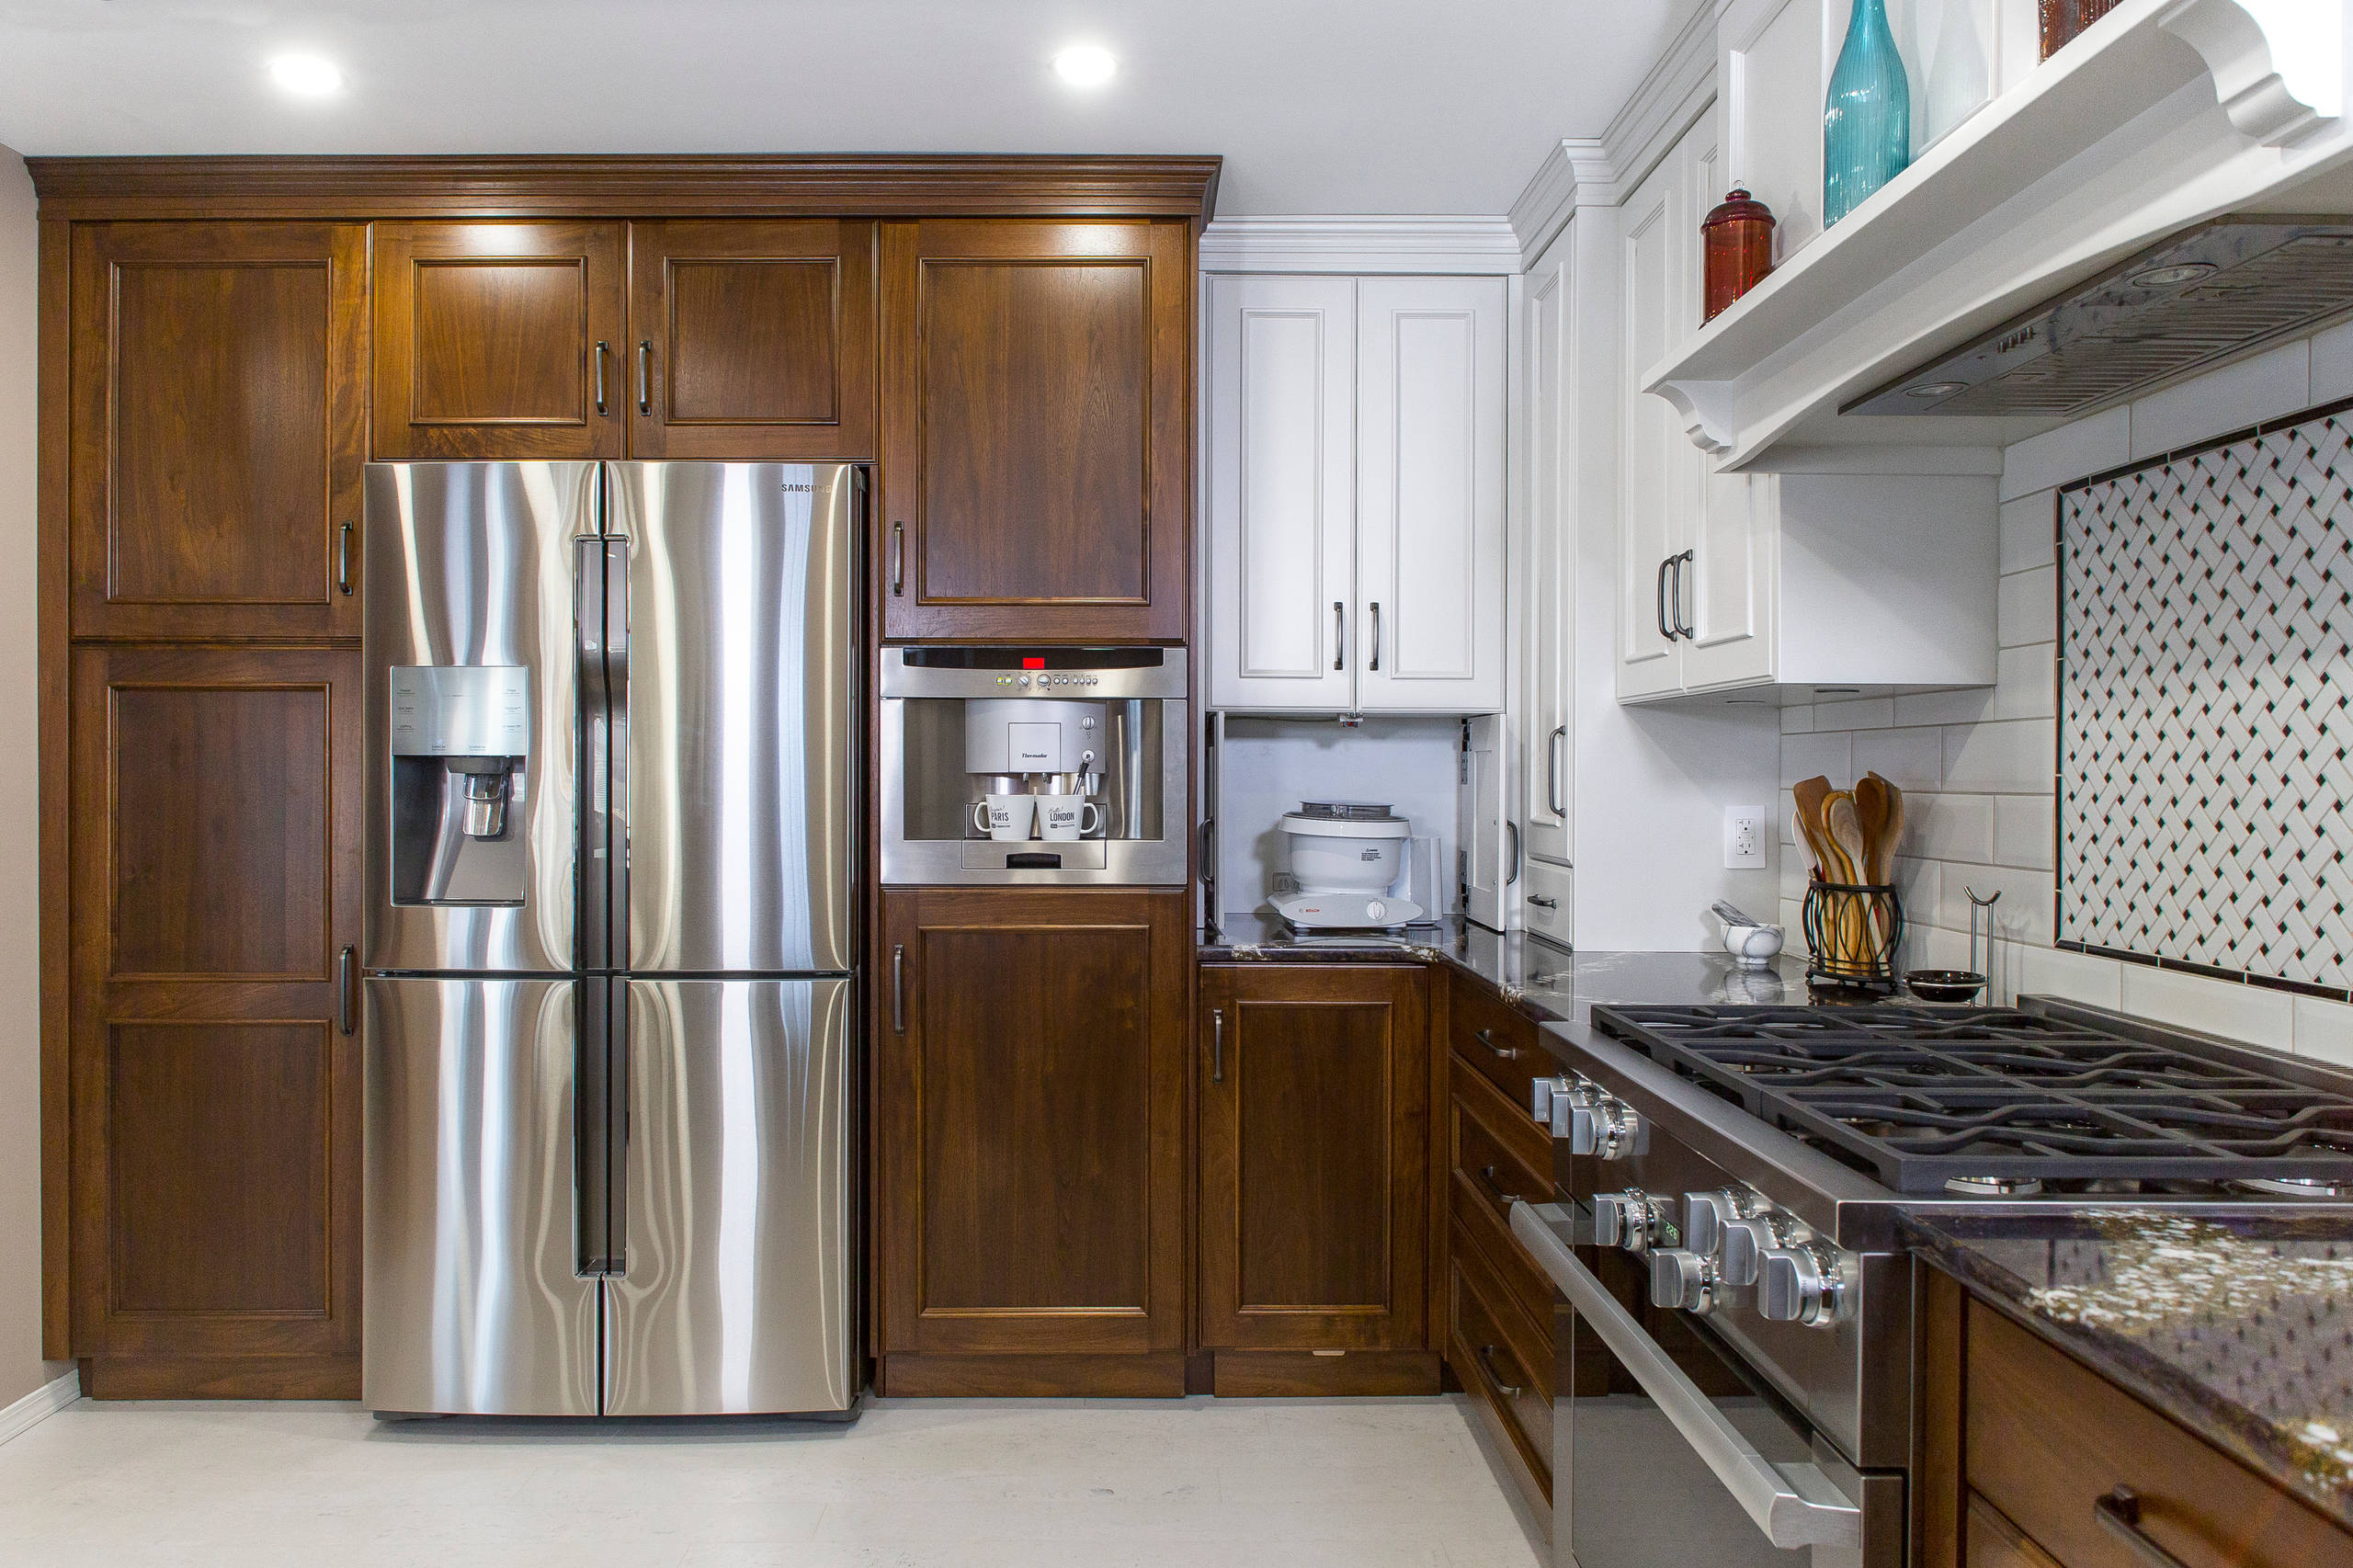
[1904,1209,2353,1527]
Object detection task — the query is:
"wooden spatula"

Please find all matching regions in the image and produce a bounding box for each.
[1855,775,1891,885]
[1791,775,1836,878]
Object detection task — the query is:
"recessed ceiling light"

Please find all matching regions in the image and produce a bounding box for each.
[2130,262,2216,290]
[267,52,345,98]
[1052,44,1118,88]
[1905,381,1969,398]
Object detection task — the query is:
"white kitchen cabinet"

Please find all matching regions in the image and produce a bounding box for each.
[1208,273,1506,715]
[1518,225,1574,868]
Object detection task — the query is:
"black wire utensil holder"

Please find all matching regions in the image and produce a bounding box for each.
[1802,880,1904,992]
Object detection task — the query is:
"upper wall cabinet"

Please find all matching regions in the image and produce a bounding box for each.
[878,219,1193,643]
[70,222,369,641]
[626,220,876,460]
[1206,274,1506,714]
[372,222,630,460]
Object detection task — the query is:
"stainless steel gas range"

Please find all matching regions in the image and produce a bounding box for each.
[1505,997,2353,1568]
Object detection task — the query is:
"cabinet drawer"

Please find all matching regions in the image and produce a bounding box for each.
[1966,1299,2353,1568]
[1449,973,1543,1110]
[1521,859,1571,948]
[1449,1217,1552,1503]
[1448,1069,1556,1320]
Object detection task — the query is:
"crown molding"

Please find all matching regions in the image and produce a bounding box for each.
[1199,215,1522,274]
[25,153,1224,222]
[1508,139,1612,267]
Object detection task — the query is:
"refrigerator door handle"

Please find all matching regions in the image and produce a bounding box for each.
[575,978,627,1278]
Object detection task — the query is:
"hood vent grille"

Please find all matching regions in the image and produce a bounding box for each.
[1845,219,2353,420]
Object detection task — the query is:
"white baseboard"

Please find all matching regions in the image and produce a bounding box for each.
[0,1369,80,1447]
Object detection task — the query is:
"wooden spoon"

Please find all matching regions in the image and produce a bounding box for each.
[1875,777,1906,886]
[1791,776,1836,877]
[1855,775,1891,884]
[1826,792,1869,886]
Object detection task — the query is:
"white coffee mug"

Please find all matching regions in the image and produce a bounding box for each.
[972,794,1036,842]
[1036,799,1103,842]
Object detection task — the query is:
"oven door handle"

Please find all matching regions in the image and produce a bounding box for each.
[1510,1200,1862,1551]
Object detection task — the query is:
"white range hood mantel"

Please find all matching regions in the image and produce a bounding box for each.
[1643,0,2351,472]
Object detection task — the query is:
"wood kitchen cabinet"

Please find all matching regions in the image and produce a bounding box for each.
[1196,965,1433,1393]
[1204,272,1506,712]
[877,218,1193,642]
[68,222,369,642]
[67,643,365,1397]
[873,888,1191,1395]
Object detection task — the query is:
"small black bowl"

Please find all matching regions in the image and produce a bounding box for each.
[1905,969,1986,1004]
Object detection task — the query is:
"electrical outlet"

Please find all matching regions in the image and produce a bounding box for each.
[1724,807,1767,869]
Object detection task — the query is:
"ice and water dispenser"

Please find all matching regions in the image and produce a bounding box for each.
[388,665,532,905]
[881,646,1188,884]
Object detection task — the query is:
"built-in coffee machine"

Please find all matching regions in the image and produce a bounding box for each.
[880,646,1188,884]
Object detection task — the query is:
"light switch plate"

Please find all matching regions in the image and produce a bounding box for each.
[1724,807,1768,869]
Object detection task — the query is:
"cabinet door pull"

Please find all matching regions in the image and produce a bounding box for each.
[337,946,357,1037]
[336,523,355,597]
[892,944,906,1034]
[594,341,610,415]
[1333,602,1345,671]
[1472,1027,1518,1061]
[1475,1164,1523,1210]
[2094,1489,2194,1568]
[1548,724,1566,819]
[1211,1007,1225,1084]
[1656,556,1674,641]
[1506,822,1520,886]
[1474,1343,1524,1398]
[636,340,653,415]
[1369,601,1381,671]
[1672,550,1695,639]
[1528,895,1559,910]
[892,522,906,597]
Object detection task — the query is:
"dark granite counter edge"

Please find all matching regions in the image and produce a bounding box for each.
[1899,1212,2353,1530]
[1198,916,1580,1026]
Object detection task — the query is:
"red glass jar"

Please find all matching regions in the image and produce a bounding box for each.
[1701,188,1776,322]
[2040,0,2119,59]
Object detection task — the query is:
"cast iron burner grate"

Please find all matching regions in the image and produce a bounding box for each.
[1589,1004,2353,1194]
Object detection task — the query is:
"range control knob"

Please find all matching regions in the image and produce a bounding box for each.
[1593,1189,1677,1253]
[1568,1096,1648,1161]
[1648,1248,1720,1314]
[1683,1190,1746,1256]
[1758,1244,1846,1327]
[1719,1216,1783,1287]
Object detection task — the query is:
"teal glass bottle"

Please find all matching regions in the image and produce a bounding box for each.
[1823,0,1911,227]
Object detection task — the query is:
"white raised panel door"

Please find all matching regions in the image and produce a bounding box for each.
[1356,277,1506,714]
[1520,233,1573,865]
[1617,153,1685,700]
[1207,275,1358,710]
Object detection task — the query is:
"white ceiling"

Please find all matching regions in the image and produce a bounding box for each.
[0,0,1700,214]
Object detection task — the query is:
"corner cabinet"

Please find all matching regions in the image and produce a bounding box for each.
[1206,273,1506,714]
[1616,108,1999,704]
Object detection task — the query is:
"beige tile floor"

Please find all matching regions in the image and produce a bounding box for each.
[0,1394,1549,1568]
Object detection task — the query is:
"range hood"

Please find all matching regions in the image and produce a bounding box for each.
[1844,217,2353,420]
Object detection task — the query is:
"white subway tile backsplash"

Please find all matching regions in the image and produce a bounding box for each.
[1893,686,1995,726]
[2118,965,2294,1052]
[1781,732,1852,787]
[1998,491,2057,574]
[2313,318,2353,405]
[1780,704,1814,734]
[1991,642,2056,721]
[1994,794,2055,870]
[1942,720,2054,793]
[1893,855,1941,931]
[1996,565,2056,647]
[2294,994,2353,1068]
[1852,726,1943,790]
[1936,862,2052,944]
[1904,792,1995,861]
[2130,340,2309,460]
[1812,696,1893,732]
[2001,406,2130,501]
[2011,944,2122,1009]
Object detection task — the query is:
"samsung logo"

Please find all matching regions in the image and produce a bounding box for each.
[781,483,816,493]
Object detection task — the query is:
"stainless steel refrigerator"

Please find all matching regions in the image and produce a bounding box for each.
[360,460,858,1417]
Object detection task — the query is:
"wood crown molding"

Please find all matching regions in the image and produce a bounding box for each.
[25,153,1224,222]
[1198,215,1521,274]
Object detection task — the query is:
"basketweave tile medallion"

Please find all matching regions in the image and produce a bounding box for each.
[2060,402,2353,993]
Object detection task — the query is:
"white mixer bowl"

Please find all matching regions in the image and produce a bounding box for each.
[1283,813,1411,894]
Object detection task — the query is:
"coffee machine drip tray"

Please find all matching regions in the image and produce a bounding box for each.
[961,840,1109,872]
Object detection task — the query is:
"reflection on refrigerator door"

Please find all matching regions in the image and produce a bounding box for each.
[362,977,599,1416]
[604,978,853,1415]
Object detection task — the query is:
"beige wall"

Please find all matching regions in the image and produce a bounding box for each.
[0,143,63,1410]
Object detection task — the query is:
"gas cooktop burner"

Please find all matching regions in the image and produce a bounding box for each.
[1591,1004,2353,1196]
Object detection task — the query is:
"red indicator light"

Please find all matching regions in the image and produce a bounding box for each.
[1022,657,1045,669]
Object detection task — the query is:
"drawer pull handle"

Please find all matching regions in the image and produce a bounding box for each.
[2094,1488,2194,1568]
[1211,1007,1225,1085]
[1474,1343,1524,1398]
[1528,895,1558,910]
[1472,1027,1518,1061]
[1475,1164,1522,1210]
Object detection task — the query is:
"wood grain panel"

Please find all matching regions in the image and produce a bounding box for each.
[878,1352,1187,1399]
[371,222,625,459]
[627,220,876,459]
[1210,1350,1440,1397]
[1198,965,1427,1352]
[874,889,1188,1364]
[68,222,366,639]
[878,218,1193,641]
[40,216,72,1360]
[108,1023,329,1313]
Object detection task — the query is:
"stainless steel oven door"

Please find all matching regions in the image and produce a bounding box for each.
[1513,1201,1894,1568]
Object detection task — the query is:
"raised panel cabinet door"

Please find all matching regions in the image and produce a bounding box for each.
[1519,232,1574,864]
[372,222,628,460]
[1198,965,1428,1351]
[874,889,1188,1358]
[68,222,368,640]
[1205,274,1358,710]
[626,220,878,459]
[1355,276,1506,714]
[1617,153,1686,700]
[878,219,1191,642]
[68,643,364,1396]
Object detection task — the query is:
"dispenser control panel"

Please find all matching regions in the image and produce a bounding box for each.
[391,665,531,757]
